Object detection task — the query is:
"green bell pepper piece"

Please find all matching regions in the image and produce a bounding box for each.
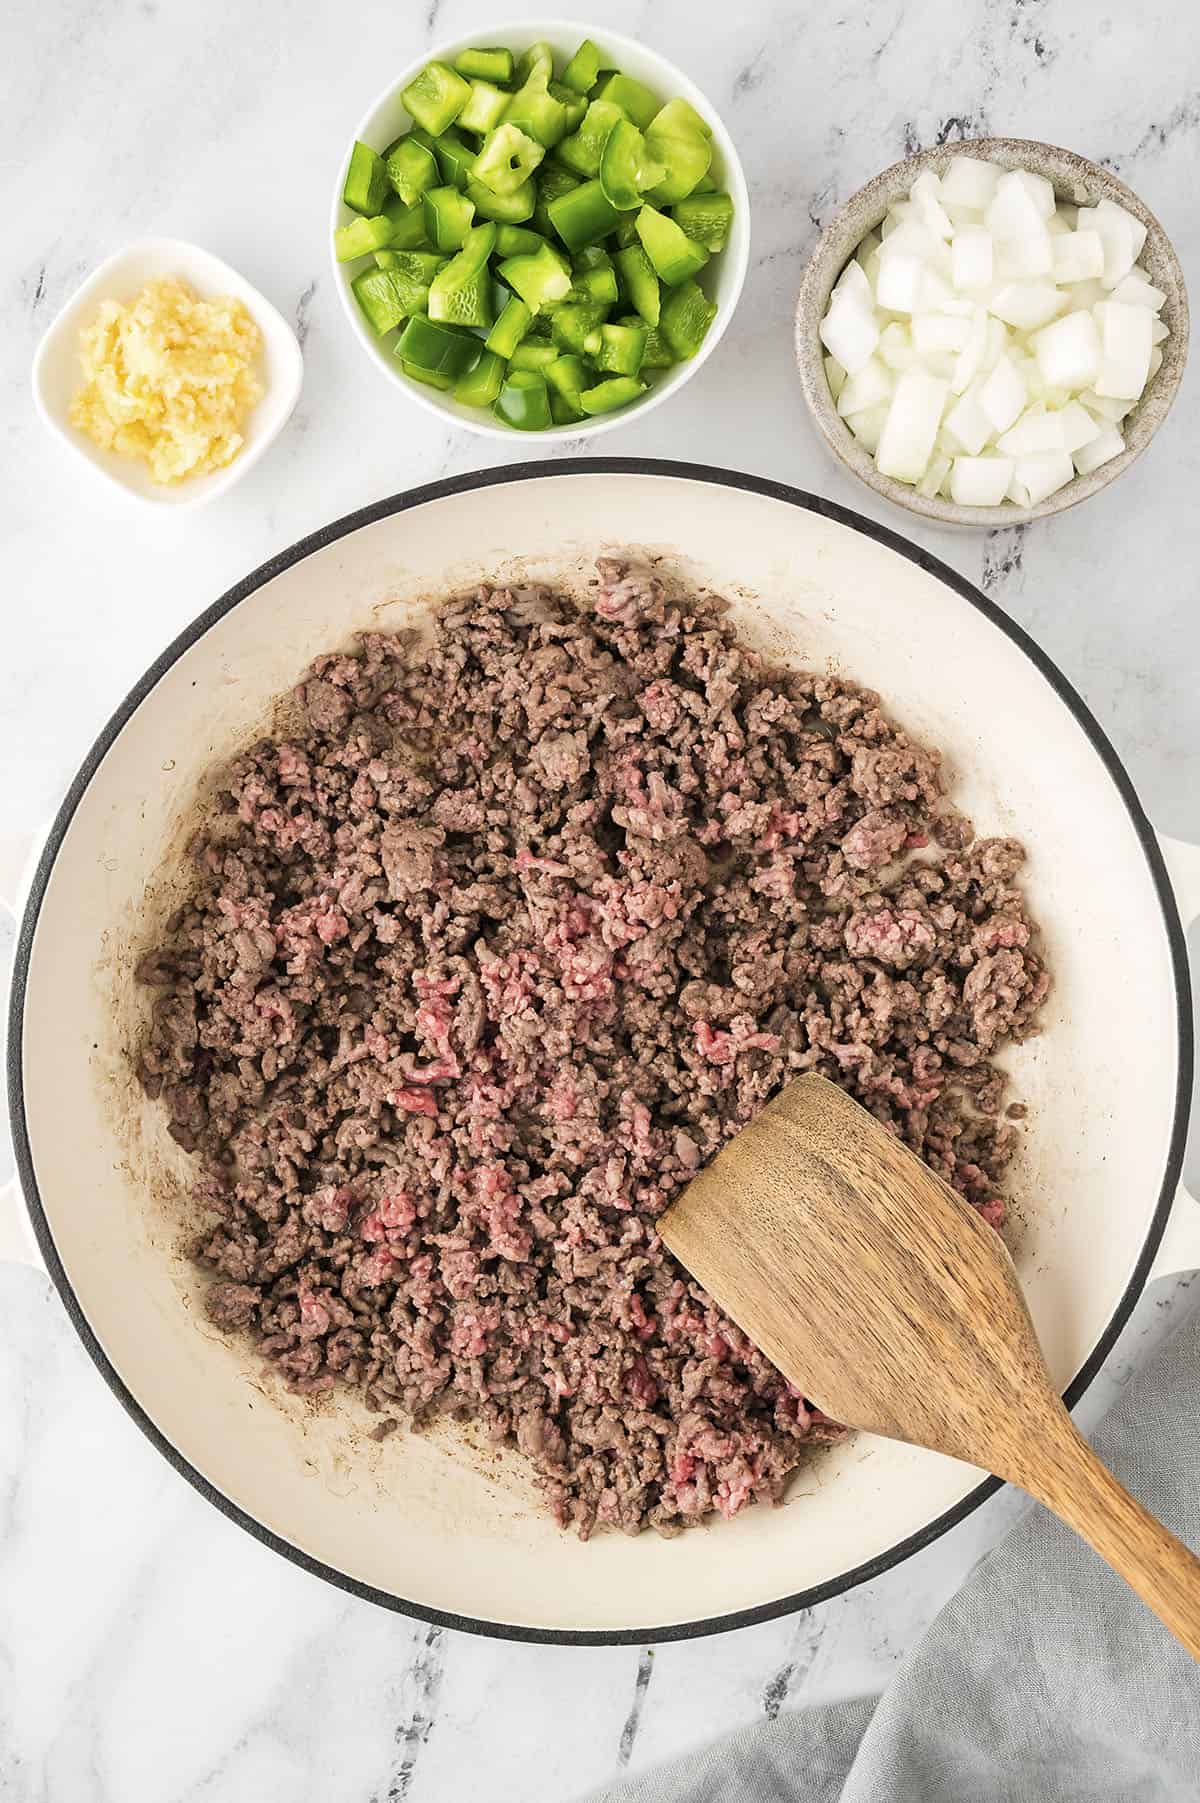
[423,186,476,253]
[497,241,572,310]
[384,135,439,207]
[502,65,569,149]
[596,320,647,376]
[593,72,659,130]
[454,347,507,406]
[465,174,536,224]
[473,123,545,196]
[400,360,456,391]
[620,316,675,367]
[382,192,432,249]
[354,251,445,328]
[531,164,580,236]
[561,38,602,96]
[512,339,560,372]
[644,98,714,205]
[572,246,619,306]
[495,224,548,257]
[660,279,717,359]
[599,117,666,211]
[548,178,622,250]
[550,390,584,424]
[550,299,608,357]
[515,42,554,84]
[428,224,497,328]
[554,99,625,179]
[547,82,588,134]
[546,353,589,410]
[397,314,482,378]
[433,128,478,192]
[692,170,718,194]
[614,244,660,325]
[493,367,553,430]
[402,61,471,136]
[334,214,394,261]
[486,294,534,357]
[343,141,388,216]
[458,80,509,136]
[671,191,734,252]
[352,268,408,335]
[453,46,514,85]
[614,215,640,248]
[578,374,647,414]
[635,205,709,284]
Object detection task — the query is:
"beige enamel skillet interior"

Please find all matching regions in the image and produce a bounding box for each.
[5,462,1199,1643]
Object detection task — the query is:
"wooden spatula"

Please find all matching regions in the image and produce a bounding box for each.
[659,1071,1200,1657]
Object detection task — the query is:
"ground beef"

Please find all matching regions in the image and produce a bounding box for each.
[136,557,1049,1539]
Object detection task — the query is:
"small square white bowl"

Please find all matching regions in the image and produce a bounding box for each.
[31,238,304,510]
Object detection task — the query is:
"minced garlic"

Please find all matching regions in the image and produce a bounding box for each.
[69,276,263,484]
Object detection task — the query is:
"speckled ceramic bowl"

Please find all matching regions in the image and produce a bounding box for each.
[794,138,1189,528]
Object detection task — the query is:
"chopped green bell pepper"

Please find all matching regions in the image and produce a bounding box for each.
[494,367,553,430]
[458,80,510,136]
[423,185,476,252]
[382,192,433,249]
[352,267,408,335]
[672,191,734,252]
[550,390,584,424]
[692,169,718,194]
[547,82,588,134]
[497,240,572,310]
[548,177,622,249]
[397,314,482,378]
[550,299,608,356]
[593,72,659,130]
[644,99,713,206]
[495,224,548,257]
[578,374,647,414]
[433,128,478,192]
[453,46,514,85]
[620,316,675,367]
[546,353,589,411]
[385,135,439,208]
[400,360,456,391]
[343,140,388,216]
[660,278,717,359]
[599,117,666,211]
[466,175,536,223]
[502,65,570,148]
[512,338,560,371]
[428,223,497,328]
[596,320,647,376]
[554,99,625,179]
[561,38,602,96]
[335,214,394,261]
[529,164,578,235]
[472,123,545,196]
[486,294,534,357]
[516,42,554,83]
[354,251,444,328]
[614,243,660,325]
[572,245,619,305]
[635,204,709,284]
[454,347,506,406]
[402,61,471,136]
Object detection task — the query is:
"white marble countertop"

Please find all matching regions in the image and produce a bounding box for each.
[2,0,1199,1796]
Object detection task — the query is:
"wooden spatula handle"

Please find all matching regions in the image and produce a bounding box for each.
[1015,1413,1200,1660]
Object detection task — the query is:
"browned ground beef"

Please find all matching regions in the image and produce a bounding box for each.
[136,558,1048,1538]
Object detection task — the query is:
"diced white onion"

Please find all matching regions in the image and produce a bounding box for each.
[918,450,952,498]
[824,355,847,402]
[875,252,926,314]
[836,355,894,417]
[834,258,874,309]
[943,381,992,455]
[940,155,1003,211]
[1094,300,1153,398]
[878,322,917,371]
[1031,312,1101,390]
[910,170,954,240]
[951,225,994,292]
[911,313,971,355]
[1110,271,1166,310]
[989,282,1065,331]
[996,404,1065,455]
[950,455,1015,506]
[1053,230,1104,284]
[1073,424,1125,474]
[845,404,889,454]
[950,307,989,394]
[978,354,1027,433]
[876,368,948,481]
[1011,451,1075,506]
[1055,400,1102,455]
[819,291,879,375]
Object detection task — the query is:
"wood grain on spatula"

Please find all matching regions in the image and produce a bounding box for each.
[659,1072,1200,1659]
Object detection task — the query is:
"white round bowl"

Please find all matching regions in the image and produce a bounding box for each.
[329,19,750,441]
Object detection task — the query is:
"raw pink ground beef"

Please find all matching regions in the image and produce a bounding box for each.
[136,557,1048,1538]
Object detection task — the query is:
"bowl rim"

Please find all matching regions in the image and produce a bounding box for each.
[30,236,304,512]
[7,458,1192,1644]
[328,17,751,442]
[794,137,1191,527]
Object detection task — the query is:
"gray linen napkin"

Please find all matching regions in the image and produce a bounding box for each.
[587,1300,1200,1803]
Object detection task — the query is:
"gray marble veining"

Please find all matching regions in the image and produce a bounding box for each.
[1,0,1198,1797]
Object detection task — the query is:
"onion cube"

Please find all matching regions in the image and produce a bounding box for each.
[1067,278,1106,314]
[1053,229,1105,284]
[1080,388,1135,423]
[1150,315,1169,345]
[837,355,894,418]
[989,282,1066,331]
[1094,300,1153,398]
[1045,211,1070,238]
[876,368,949,481]
[911,170,954,239]
[1072,424,1124,475]
[951,225,994,291]
[846,403,889,454]
[940,155,1003,212]
[854,230,882,270]
[835,258,874,309]
[995,222,1053,279]
[878,322,917,371]
[950,307,989,394]
[879,219,944,264]
[1078,199,1143,290]
[918,266,957,312]
[943,381,992,455]
[1149,345,1163,378]
[986,170,1051,242]
[875,252,926,314]
[1031,311,1101,389]
[1095,196,1147,271]
[819,291,880,375]
[983,317,1009,371]
[997,404,1066,455]
[1109,271,1166,310]
[1055,400,1101,455]
[824,356,847,403]
[911,312,971,356]
[978,353,1027,433]
[950,455,1015,506]
[918,450,953,498]
[1011,451,1075,506]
